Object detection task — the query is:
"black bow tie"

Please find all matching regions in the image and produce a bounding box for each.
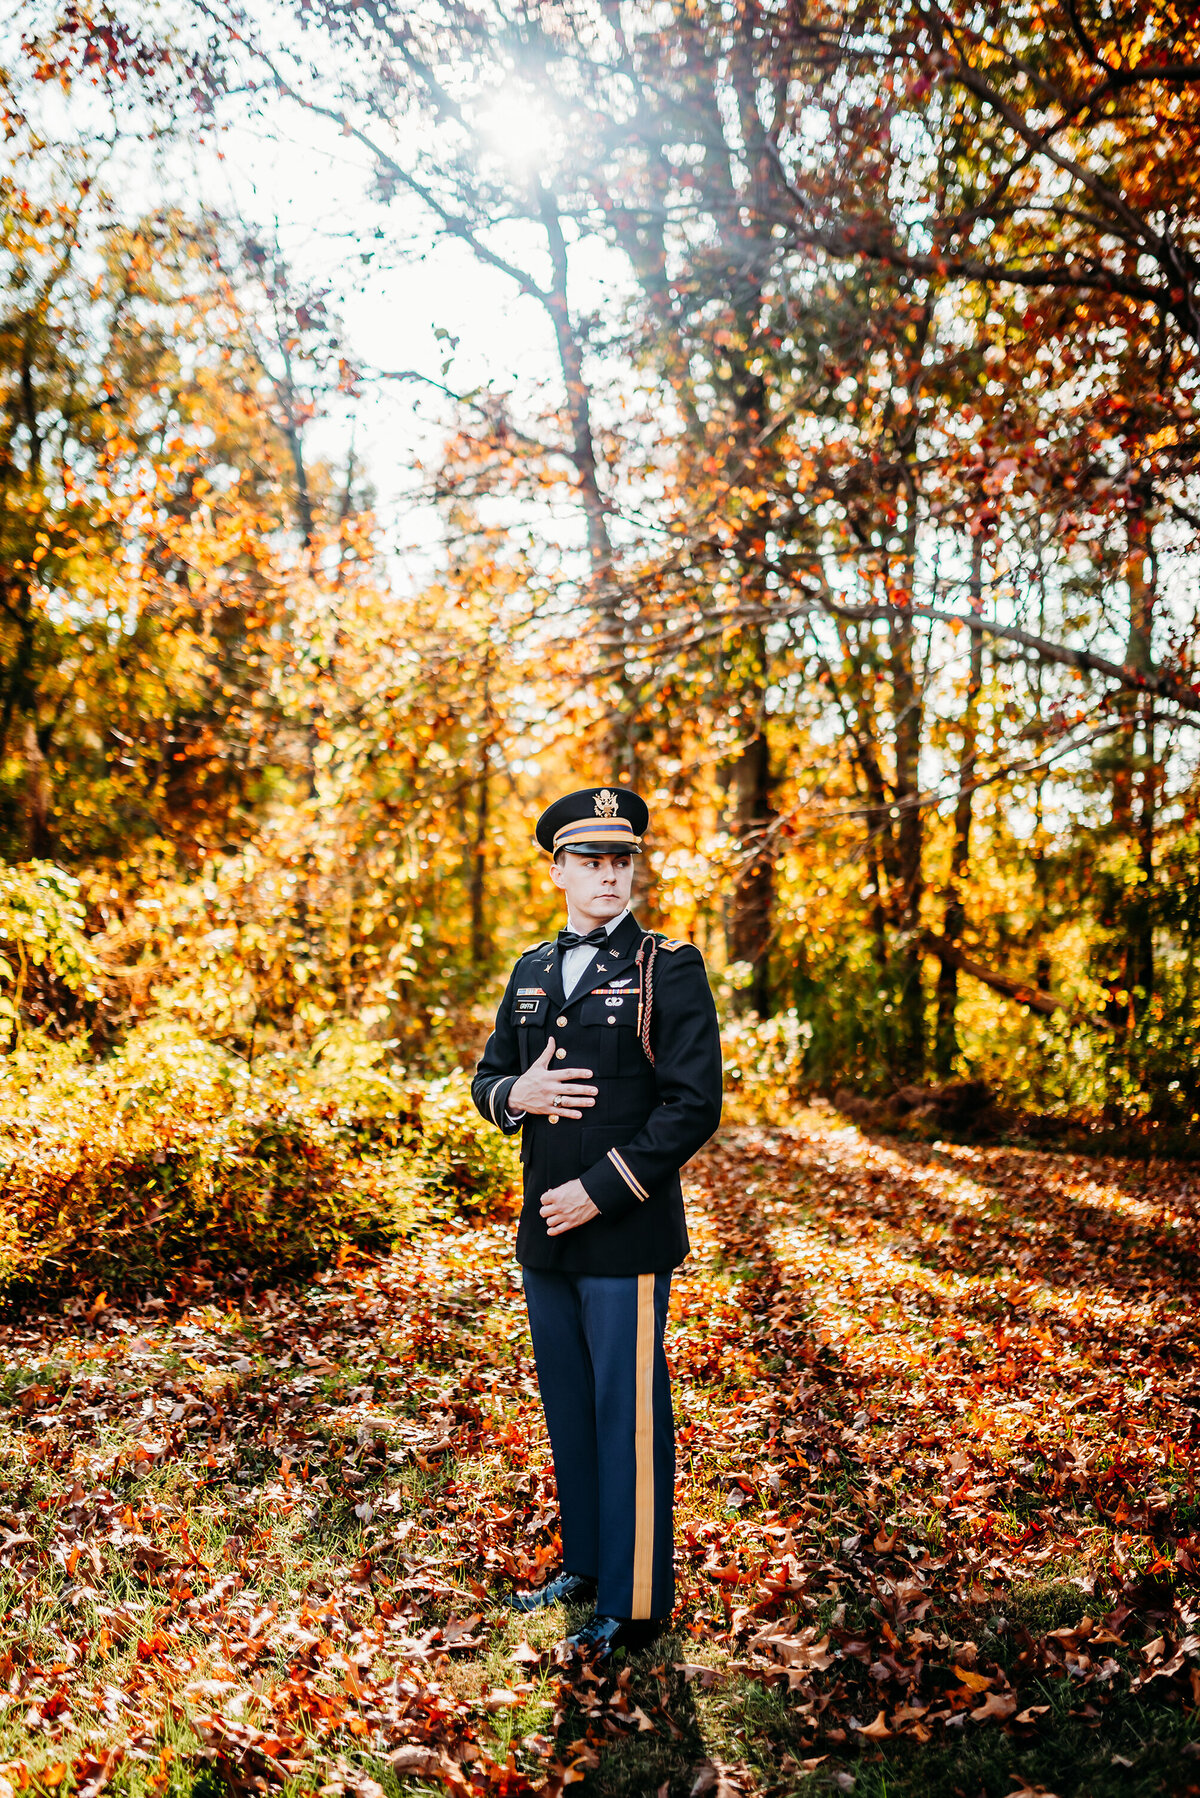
[557,925,609,950]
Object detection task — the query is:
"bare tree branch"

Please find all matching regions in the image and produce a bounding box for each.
[920,931,1112,1031]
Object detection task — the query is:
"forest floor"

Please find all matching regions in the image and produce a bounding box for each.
[2,1105,1199,1798]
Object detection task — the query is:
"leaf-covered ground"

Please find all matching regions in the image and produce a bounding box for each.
[2,1107,1199,1798]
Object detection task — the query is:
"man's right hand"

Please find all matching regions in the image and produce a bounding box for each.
[509,1037,597,1118]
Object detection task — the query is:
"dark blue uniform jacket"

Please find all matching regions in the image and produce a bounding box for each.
[471,911,723,1275]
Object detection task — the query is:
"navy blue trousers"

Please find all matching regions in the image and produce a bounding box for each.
[522,1268,675,1621]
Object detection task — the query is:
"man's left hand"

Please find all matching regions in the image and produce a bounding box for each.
[540,1179,600,1236]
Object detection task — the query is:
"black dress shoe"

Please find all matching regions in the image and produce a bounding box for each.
[564,1613,668,1660]
[510,1570,598,1613]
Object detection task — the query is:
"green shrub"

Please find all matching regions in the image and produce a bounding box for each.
[0,861,99,1042]
[0,1021,421,1299]
[721,1007,813,1124]
[416,1067,521,1213]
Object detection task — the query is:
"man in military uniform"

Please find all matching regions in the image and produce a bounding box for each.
[472,786,722,1658]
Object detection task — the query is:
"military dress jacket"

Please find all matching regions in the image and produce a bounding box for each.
[471,911,722,1276]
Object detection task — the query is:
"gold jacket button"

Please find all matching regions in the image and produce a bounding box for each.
[607,1016,616,1025]
[556,1015,568,1028]
[549,1113,560,1124]
[555,1047,566,1059]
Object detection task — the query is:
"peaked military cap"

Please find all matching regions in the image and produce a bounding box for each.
[535,785,649,856]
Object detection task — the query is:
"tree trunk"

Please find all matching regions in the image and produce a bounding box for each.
[0,580,38,851]
[1125,486,1156,1015]
[866,834,890,978]
[469,733,490,969]
[22,717,50,857]
[934,538,985,1078]
[890,602,925,1079]
[886,371,930,1080]
[1136,697,1156,1005]
[727,719,775,1014]
[722,326,777,1011]
[535,183,639,782]
[334,434,357,590]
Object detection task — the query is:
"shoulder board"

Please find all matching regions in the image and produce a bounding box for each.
[655,935,693,953]
[521,940,554,958]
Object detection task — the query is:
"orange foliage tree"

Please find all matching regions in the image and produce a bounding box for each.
[5,1,1200,1129]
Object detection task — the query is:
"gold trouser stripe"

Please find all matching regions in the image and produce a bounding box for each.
[631,1272,656,1619]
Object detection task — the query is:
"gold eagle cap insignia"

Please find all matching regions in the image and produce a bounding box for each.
[594,789,620,818]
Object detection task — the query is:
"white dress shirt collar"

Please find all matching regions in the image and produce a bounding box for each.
[561,906,630,998]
